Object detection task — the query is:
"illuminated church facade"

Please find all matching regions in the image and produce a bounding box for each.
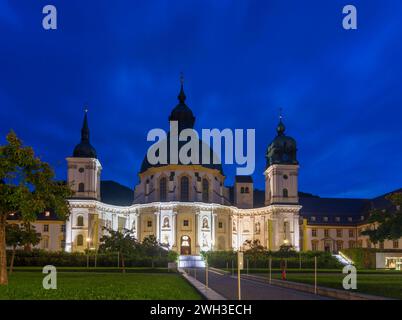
[65,81,301,255]
[10,81,398,258]
[60,81,402,257]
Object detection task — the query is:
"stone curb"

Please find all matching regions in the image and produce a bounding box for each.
[240,273,393,300]
[178,268,227,300]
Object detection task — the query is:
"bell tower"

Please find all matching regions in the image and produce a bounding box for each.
[264,116,299,205]
[264,114,301,251]
[66,110,102,200]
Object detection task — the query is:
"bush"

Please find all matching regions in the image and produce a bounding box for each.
[204,250,342,269]
[342,248,377,269]
[6,249,178,268]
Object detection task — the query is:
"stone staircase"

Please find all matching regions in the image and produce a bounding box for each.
[178,255,205,268]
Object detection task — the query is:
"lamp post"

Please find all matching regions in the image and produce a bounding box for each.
[86,238,91,268]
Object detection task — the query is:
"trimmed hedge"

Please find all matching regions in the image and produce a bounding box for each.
[204,250,342,269]
[341,248,377,269]
[7,249,178,268]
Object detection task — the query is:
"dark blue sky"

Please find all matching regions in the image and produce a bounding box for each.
[1,0,401,199]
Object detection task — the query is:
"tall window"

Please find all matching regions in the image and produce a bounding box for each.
[77,215,84,227]
[180,176,189,202]
[42,237,49,249]
[159,177,167,201]
[76,234,84,246]
[283,188,288,198]
[78,183,85,192]
[312,241,318,251]
[202,178,209,203]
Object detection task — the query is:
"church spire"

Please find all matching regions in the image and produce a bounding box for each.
[73,107,97,158]
[277,107,286,136]
[178,72,186,103]
[81,108,90,143]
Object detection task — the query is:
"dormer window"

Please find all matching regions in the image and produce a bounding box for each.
[348,217,353,222]
[45,211,50,217]
[335,217,340,222]
[311,216,316,222]
[323,217,328,222]
[360,216,365,221]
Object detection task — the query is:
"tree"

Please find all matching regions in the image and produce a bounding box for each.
[99,227,138,273]
[5,223,41,273]
[20,223,41,252]
[243,239,265,267]
[362,192,402,244]
[0,131,72,285]
[142,235,165,268]
[5,224,22,274]
[243,239,265,252]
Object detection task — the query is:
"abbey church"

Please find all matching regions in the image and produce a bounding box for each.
[7,81,402,264]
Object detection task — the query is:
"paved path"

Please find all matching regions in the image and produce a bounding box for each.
[184,268,330,300]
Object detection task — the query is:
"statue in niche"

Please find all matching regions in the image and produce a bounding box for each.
[255,222,261,234]
[163,234,169,245]
[202,217,209,229]
[132,220,136,230]
[233,221,237,232]
[202,233,209,247]
[163,216,170,228]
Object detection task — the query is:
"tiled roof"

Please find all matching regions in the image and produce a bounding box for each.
[100,180,133,206]
[235,175,253,183]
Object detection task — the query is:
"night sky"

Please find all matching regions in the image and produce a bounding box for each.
[1,0,401,199]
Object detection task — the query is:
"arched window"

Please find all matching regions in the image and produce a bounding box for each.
[245,187,250,193]
[77,215,84,227]
[159,177,167,201]
[202,178,209,203]
[76,234,84,246]
[240,187,245,193]
[180,176,189,202]
[78,183,85,192]
[283,188,288,198]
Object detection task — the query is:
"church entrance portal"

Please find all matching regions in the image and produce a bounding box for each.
[180,235,191,255]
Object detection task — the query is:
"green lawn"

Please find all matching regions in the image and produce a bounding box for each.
[265,272,402,299]
[0,272,202,300]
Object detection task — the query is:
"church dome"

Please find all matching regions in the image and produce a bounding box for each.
[168,80,195,131]
[73,111,97,158]
[266,117,298,168]
[140,78,223,174]
[140,136,223,174]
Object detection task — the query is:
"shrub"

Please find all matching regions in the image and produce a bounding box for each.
[204,250,342,269]
[6,249,177,268]
[342,248,377,269]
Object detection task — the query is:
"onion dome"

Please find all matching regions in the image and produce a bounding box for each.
[73,110,97,158]
[266,116,298,168]
[140,75,223,174]
[168,74,195,131]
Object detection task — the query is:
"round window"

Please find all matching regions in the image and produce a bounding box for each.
[79,167,85,173]
[283,174,288,180]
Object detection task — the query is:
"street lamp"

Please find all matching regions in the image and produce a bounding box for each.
[86,237,91,268]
